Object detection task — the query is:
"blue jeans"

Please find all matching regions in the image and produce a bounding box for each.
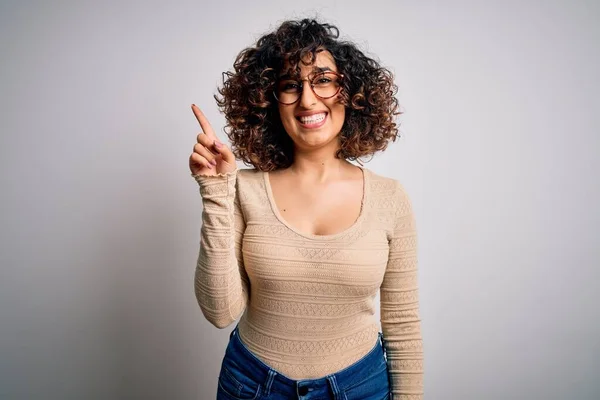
[216,325,391,400]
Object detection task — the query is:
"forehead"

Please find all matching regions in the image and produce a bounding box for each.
[280,49,338,77]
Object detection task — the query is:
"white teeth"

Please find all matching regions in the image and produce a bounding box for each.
[299,113,326,124]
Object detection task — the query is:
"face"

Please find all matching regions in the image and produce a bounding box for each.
[277,50,346,152]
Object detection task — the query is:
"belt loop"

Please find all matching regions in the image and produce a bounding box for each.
[326,375,346,400]
[263,370,276,396]
[379,332,387,357]
[229,324,239,340]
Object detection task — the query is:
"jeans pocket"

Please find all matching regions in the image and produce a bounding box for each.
[343,362,390,400]
[217,364,261,400]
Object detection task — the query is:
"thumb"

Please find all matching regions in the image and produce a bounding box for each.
[213,139,236,164]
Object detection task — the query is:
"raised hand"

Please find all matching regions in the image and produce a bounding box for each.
[189,104,237,176]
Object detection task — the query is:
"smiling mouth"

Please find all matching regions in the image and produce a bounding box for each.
[296,112,328,128]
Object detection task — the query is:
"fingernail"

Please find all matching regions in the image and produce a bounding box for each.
[210,159,217,166]
[214,140,222,148]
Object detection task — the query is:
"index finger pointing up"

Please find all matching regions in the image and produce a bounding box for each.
[191,104,216,140]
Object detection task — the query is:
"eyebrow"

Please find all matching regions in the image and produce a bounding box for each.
[279,66,333,80]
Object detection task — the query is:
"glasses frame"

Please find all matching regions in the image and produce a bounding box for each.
[273,71,345,105]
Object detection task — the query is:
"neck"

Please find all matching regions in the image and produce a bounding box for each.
[288,144,354,183]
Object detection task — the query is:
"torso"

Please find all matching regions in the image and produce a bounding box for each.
[234,166,400,379]
[265,164,365,237]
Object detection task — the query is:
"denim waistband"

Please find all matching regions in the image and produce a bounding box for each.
[226,325,387,399]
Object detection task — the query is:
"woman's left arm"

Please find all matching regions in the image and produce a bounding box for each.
[380,180,424,399]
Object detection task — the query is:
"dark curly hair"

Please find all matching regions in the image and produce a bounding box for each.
[215,18,401,171]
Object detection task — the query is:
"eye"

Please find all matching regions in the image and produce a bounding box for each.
[279,81,301,92]
[312,73,335,86]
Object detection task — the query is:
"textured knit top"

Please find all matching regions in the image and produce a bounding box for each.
[193,167,423,399]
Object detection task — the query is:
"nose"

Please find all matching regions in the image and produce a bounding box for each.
[298,78,317,108]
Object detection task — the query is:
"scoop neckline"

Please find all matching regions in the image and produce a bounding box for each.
[263,166,369,241]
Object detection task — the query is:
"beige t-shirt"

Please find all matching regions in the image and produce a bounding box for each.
[193,167,423,398]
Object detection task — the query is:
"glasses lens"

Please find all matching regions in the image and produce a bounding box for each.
[276,80,301,104]
[275,72,341,104]
[311,72,341,98]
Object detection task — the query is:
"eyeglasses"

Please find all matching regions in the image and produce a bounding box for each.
[273,71,344,105]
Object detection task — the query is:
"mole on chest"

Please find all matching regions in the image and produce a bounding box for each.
[278,199,361,236]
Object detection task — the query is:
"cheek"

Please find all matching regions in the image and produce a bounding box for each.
[331,102,346,122]
[278,106,295,122]
[330,95,345,111]
[277,108,296,135]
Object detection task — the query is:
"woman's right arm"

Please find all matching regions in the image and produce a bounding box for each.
[193,171,249,328]
[189,104,248,329]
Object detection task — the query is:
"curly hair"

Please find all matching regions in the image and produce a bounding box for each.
[215,18,401,171]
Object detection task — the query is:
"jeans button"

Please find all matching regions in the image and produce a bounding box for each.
[298,385,308,395]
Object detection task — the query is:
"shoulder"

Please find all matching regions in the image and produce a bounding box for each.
[366,168,414,222]
[366,169,416,241]
[236,167,262,183]
[234,168,266,203]
[366,168,410,201]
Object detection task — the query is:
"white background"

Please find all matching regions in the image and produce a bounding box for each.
[1,0,598,398]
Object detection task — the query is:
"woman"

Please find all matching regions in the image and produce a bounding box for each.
[189,19,423,400]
